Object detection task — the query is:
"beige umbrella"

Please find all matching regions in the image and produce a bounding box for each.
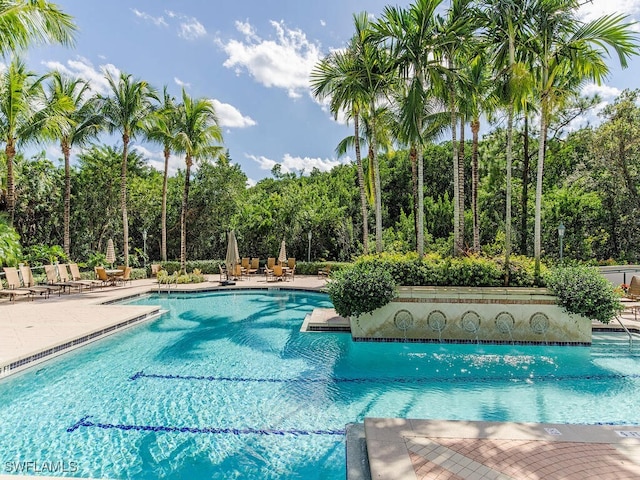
[225,230,240,280]
[278,239,287,266]
[105,239,116,267]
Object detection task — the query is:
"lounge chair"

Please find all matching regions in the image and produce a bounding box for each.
[20,265,61,297]
[4,267,50,298]
[248,258,259,275]
[45,264,81,294]
[273,265,285,281]
[232,264,244,280]
[58,264,86,293]
[1,268,36,302]
[68,263,102,290]
[241,257,250,272]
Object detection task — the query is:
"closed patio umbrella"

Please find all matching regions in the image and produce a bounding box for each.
[106,239,116,267]
[278,239,287,266]
[225,230,240,281]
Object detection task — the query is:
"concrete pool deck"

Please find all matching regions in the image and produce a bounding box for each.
[3,276,640,479]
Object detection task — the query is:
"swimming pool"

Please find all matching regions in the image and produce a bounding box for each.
[1,290,639,479]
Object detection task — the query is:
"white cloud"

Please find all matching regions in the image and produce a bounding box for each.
[320,20,326,27]
[246,177,257,188]
[247,152,345,174]
[41,57,120,95]
[131,8,168,27]
[582,83,622,102]
[219,20,323,98]
[211,99,256,128]
[174,77,191,88]
[178,17,207,40]
[579,0,640,22]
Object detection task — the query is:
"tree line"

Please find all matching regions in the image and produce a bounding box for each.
[1,0,640,272]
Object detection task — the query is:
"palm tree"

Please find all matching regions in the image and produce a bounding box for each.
[45,71,103,256]
[529,0,639,279]
[479,0,534,279]
[374,0,451,256]
[101,71,157,266]
[173,88,223,273]
[348,12,395,253]
[0,58,47,226]
[0,0,76,56]
[310,41,370,255]
[144,86,178,262]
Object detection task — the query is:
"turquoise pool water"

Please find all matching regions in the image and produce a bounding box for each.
[1,290,639,479]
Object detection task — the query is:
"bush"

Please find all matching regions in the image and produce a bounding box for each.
[545,265,623,324]
[157,269,206,284]
[326,263,396,318]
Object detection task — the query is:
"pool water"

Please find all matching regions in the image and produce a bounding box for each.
[1,290,640,479]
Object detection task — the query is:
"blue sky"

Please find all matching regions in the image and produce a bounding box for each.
[13,0,640,184]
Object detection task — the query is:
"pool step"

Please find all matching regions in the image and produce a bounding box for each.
[591,332,640,356]
[301,308,351,333]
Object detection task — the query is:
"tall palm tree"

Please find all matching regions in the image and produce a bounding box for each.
[529,0,639,279]
[0,58,47,226]
[0,0,76,56]
[173,88,223,273]
[374,0,451,256]
[434,0,475,255]
[101,71,157,266]
[45,71,103,256]
[311,40,370,255]
[479,0,534,279]
[348,12,395,253]
[144,86,178,262]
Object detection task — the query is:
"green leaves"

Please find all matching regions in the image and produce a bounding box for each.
[546,265,623,323]
[327,262,397,318]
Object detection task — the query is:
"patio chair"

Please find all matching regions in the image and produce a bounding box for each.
[44,264,80,294]
[248,258,259,275]
[95,267,115,286]
[232,264,244,280]
[285,265,295,282]
[119,266,133,286]
[4,267,50,299]
[273,265,285,281]
[150,264,162,278]
[0,275,33,302]
[20,265,61,297]
[241,257,250,271]
[267,257,276,270]
[318,265,331,279]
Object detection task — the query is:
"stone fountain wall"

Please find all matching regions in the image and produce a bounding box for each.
[349,286,591,345]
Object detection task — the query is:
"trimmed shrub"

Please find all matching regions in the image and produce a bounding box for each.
[545,265,623,324]
[326,263,396,318]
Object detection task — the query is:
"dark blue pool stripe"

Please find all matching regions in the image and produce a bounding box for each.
[67,416,344,437]
[130,370,640,385]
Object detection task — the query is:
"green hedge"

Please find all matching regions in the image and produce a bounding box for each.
[545,265,623,324]
[352,252,541,287]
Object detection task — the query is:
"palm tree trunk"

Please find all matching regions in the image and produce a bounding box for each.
[451,92,460,256]
[6,140,16,226]
[520,115,530,255]
[121,135,130,267]
[370,104,382,253]
[534,98,548,281]
[62,140,71,256]
[354,114,369,255]
[471,118,480,252]
[505,103,514,284]
[180,156,192,273]
[458,117,465,251]
[161,146,170,262]
[410,144,418,251]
